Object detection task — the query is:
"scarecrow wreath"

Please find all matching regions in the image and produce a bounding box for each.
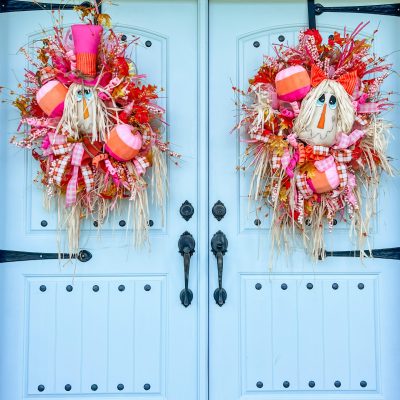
[8,5,178,254]
[234,23,394,260]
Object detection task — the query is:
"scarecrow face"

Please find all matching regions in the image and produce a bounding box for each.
[298,87,338,147]
[75,85,97,134]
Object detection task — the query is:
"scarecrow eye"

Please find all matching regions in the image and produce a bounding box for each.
[329,95,337,109]
[76,90,83,102]
[317,94,325,106]
[84,88,93,100]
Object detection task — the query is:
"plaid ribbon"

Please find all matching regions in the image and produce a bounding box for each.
[312,146,330,157]
[294,129,365,197]
[81,165,95,192]
[354,93,388,114]
[134,156,150,175]
[42,132,69,156]
[336,163,348,189]
[66,143,85,207]
[52,143,72,156]
[272,151,281,170]
[296,174,313,198]
[310,129,364,167]
[250,132,269,143]
[53,155,71,186]
[335,130,364,149]
[51,142,94,207]
[332,149,352,163]
[314,154,335,172]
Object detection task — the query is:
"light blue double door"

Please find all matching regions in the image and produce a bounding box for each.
[0,1,399,400]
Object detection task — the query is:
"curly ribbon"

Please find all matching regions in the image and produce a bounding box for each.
[297,143,305,165]
[287,133,298,148]
[286,151,299,179]
[280,108,295,118]
[93,153,108,169]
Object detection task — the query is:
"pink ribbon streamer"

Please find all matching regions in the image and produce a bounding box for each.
[105,159,120,186]
[66,143,85,207]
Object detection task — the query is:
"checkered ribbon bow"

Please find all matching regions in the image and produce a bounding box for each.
[311,147,351,190]
[308,129,365,189]
[52,141,95,207]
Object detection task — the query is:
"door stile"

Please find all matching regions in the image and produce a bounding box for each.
[197,1,209,400]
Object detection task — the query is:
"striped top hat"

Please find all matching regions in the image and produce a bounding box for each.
[71,24,103,77]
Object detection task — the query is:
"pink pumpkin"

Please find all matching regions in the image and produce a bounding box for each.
[36,80,68,117]
[275,65,311,102]
[105,124,143,162]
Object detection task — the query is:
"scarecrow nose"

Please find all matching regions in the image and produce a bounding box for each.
[317,103,327,129]
[83,97,89,120]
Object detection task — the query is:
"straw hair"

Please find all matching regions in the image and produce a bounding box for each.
[293,79,355,136]
[56,83,112,142]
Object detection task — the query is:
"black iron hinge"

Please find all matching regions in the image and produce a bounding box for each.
[308,1,400,29]
[320,247,400,260]
[0,249,92,263]
[0,0,101,14]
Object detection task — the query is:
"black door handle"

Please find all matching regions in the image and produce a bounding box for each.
[178,231,195,307]
[321,247,400,260]
[0,249,92,263]
[211,231,228,307]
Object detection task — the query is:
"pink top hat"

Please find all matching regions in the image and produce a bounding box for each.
[71,24,103,78]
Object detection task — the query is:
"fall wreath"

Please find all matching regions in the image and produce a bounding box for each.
[7,4,178,253]
[234,23,393,260]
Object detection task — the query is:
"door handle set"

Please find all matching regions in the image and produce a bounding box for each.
[178,230,229,308]
[211,231,228,307]
[177,226,399,307]
[178,231,196,307]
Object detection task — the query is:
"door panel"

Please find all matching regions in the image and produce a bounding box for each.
[0,1,205,399]
[240,274,379,393]
[209,1,400,399]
